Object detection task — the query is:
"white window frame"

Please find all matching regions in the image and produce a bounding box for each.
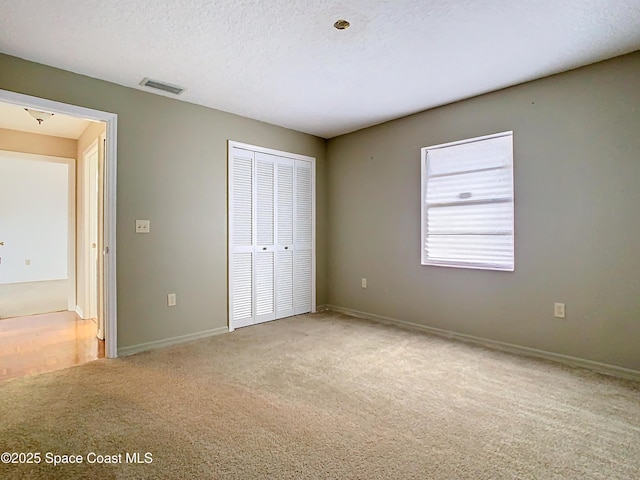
[421,131,514,271]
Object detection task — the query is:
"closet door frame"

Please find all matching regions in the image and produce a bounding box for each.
[228,140,316,331]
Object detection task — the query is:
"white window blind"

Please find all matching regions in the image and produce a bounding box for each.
[421,132,514,271]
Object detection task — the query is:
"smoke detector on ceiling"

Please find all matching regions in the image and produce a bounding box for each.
[139,78,186,95]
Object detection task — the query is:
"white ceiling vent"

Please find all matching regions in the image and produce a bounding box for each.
[140,77,185,95]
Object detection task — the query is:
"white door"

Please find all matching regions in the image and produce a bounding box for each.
[275,157,295,319]
[254,153,276,324]
[230,148,254,328]
[294,159,312,315]
[228,142,315,330]
[87,147,99,319]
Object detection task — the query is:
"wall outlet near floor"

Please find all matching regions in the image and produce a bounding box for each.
[361,278,367,289]
[554,302,565,318]
[167,293,177,307]
[135,219,150,234]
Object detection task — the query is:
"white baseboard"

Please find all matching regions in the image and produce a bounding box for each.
[75,306,85,319]
[326,305,640,382]
[118,326,229,357]
[315,304,329,312]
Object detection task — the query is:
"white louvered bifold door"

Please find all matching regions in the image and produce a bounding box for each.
[275,157,295,319]
[294,159,312,315]
[230,147,254,328]
[229,142,315,329]
[254,153,276,323]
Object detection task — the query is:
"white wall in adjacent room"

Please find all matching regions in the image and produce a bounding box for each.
[0,151,69,284]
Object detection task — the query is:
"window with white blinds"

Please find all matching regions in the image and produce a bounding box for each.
[421,132,514,271]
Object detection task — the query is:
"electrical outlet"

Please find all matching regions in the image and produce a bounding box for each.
[135,219,150,234]
[361,278,367,289]
[25,259,31,266]
[554,303,565,318]
[167,293,177,307]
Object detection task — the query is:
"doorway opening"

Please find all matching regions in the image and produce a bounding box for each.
[0,90,117,381]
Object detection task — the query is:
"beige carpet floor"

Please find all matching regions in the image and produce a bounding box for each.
[0,279,68,319]
[1,311,639,479]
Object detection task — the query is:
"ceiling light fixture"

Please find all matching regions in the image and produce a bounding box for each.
[334,19,350,30]
[24,108,54,125]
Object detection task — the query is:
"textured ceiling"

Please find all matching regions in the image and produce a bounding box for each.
[0,101,92,139]
[1,0,639,138]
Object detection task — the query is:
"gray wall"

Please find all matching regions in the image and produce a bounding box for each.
[2,50,639,372]
[0,53,327,350]
[327,51,640,371]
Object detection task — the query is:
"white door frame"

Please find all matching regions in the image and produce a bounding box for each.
[227,140,316,331]
[0,89,119,358]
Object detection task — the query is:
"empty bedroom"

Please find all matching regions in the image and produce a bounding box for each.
[1,1,639,479]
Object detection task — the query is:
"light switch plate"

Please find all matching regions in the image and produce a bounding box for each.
[167,293,177,307]
[135,220,150,234]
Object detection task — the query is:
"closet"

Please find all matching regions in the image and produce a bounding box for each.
[228,142,315,329]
